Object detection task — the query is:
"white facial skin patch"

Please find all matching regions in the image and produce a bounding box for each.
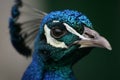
[44,24,68,48]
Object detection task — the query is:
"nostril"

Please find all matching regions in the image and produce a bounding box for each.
[85,32,95,39]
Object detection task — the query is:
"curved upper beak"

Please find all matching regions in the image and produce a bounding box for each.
[75,26,112,50]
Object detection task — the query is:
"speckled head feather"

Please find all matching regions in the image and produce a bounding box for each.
[41,10,92,28]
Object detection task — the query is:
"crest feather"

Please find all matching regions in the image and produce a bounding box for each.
[9,0,47,57]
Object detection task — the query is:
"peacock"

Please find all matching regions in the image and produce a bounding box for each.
[9,0,112,80]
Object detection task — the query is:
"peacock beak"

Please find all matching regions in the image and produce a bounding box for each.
[74,26,112,50]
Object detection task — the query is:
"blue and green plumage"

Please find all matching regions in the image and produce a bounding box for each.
[9,0,112,80]
[41,10,92,27]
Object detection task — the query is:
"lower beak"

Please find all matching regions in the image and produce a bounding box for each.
[75,26,112,50]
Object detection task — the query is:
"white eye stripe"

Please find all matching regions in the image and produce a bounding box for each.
[44,24,68,48]
[63,23,89,40]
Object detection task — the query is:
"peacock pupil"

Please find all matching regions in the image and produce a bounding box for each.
[52,27,65,38]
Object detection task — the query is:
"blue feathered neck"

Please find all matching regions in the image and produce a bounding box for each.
[22,50,76,80]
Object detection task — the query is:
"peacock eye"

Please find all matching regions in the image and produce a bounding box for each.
[51,27,67,38]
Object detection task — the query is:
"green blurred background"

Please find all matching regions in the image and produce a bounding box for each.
[43,0,120,80]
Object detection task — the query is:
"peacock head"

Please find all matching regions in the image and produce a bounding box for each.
[34,10,112,65]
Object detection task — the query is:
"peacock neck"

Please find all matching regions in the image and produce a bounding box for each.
[22,51,76,80]
[22,51,45,80]
[43,65,76,80]
[37,52,76,80]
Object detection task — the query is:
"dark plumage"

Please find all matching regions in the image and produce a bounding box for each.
[9,0,112,80]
